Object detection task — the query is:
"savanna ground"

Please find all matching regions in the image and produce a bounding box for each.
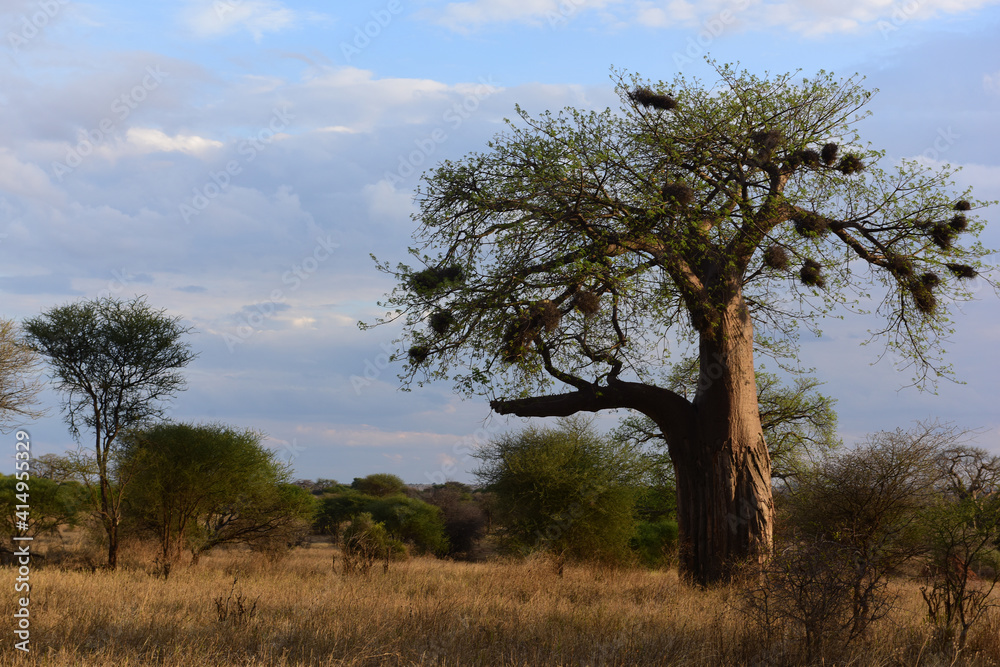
[3,539,1000,667]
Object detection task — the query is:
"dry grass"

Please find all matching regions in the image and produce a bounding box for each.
[2,542,999,666]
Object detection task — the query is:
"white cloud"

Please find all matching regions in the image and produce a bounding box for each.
[297,67,454,131]
[362,180,416,222]
[984,70,1000,94]
[126,128,224,155]
[427,0,620,31]
[0,149,63,203]
[424,0,1000,35]
[301,424,462,449]
[181,0,297,41]
[316,125,360,134]
[633,1,691,27]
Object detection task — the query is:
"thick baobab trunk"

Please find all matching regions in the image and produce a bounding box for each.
[667,306,773,585]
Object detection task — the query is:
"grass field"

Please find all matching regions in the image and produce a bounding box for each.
[2,542,999,666]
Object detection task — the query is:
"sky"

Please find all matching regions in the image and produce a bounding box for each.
[1,0,998,485]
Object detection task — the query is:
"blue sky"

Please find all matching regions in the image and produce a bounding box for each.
[2,0,998,484]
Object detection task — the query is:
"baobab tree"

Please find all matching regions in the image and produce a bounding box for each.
[368,63,994,584]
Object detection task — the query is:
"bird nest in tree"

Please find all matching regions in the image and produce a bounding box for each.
[408,345,430,365]
[821,142,839,165]
[885,254,914,278]
[793,148,821,168]
[500,300,562,364]
[628,87,677,111]
[429,310,455,335]
[763,245,789,270]
[908,277,937,315]
[930,223,957,249]
[410,265,466,296]
[837,154,864,175]
[793,211,829,237]
[799,259,826,288]
[572,290,601,316]
[946,263,977,279]
[661,182,694,206]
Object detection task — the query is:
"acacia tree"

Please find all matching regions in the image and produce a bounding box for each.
[370,64,994,584]
[120,423,263,565]
[23,296,196,569]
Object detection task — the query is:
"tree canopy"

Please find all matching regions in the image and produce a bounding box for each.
[373,63,992,401]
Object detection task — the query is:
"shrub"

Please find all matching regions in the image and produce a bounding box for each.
[630,519,678,568]
[366,494,449,556]
[919,445,1000,652]
[341,512,403,574]
[421,483,489,557]
[475,416,643,565]
[351,473,407,498]
[318,487,449,556]
[738,538,892,663]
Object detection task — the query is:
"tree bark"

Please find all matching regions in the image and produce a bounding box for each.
[98,474,120,570]
[106,517,119,570]
[665,303,773,585]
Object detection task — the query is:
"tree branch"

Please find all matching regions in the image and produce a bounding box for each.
[491,379,692,427]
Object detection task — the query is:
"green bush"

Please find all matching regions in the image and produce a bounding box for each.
[0,475,88,538]
[341,512,404,574]
[317,487,449,556]
[366,494,448,555]
[351,473,407,498]
[631,519,679,568]
[315,489,370,539]
[475,416,643,564]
